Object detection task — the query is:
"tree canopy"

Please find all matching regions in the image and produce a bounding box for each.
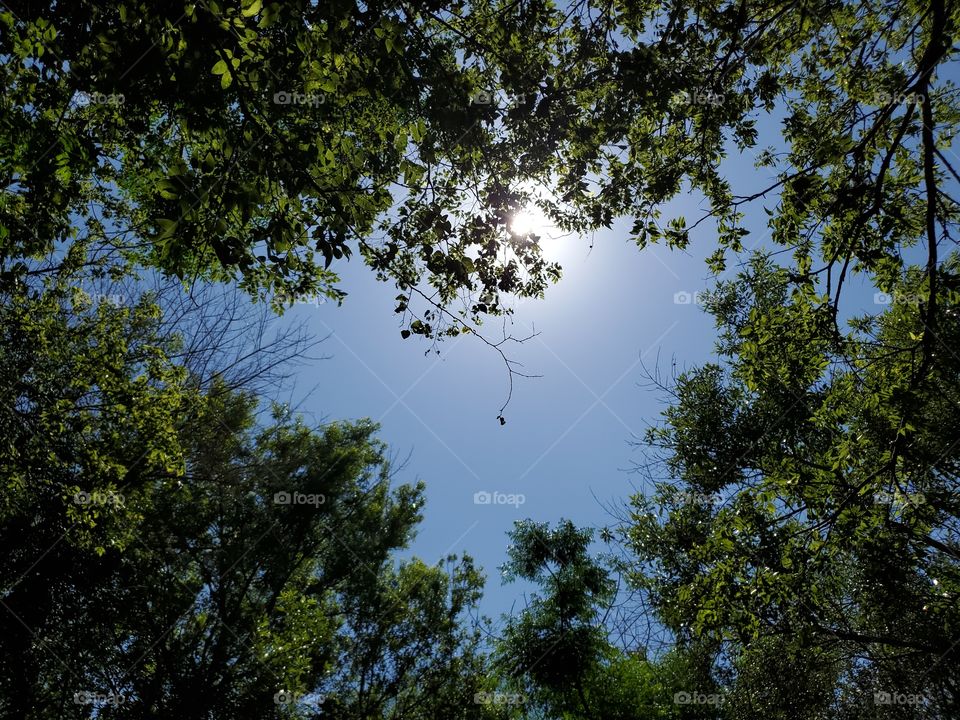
[4,0,954,339]
[0,269,493,719]
[2,0,960,718]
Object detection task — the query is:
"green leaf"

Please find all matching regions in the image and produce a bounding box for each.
[156,179,180,200]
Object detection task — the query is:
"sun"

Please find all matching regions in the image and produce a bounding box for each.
[509,206,550,237]
[503,181,578,265]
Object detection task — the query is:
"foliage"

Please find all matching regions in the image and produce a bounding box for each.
[497,520,724,719]
[5,0,960,716]
[5,0,954,342]
[631,255,960,718]
[0,272,490,719]
[0,0,573,337]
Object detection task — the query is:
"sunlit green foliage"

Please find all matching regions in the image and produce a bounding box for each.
[0,270,489,719]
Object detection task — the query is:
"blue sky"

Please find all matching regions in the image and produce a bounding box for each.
[274,208,715,621]
[267,115,909,627]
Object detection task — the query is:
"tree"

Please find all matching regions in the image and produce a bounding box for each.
[7,0,953,343]
[0,265,491,719]
[6,0,960,714]
[497,520,615,719]
[496,520,724,719]
[0,0,570,339]
[630,254,960,718]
